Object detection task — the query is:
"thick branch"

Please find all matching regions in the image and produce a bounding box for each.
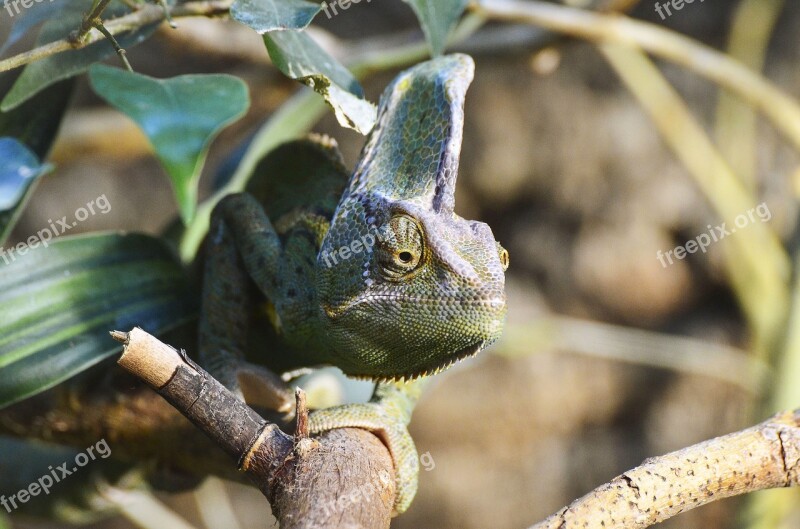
[113,327,394,529]
[529,410,800,529]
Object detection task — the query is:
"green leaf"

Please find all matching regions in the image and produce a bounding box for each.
[231,0,321,32]
[403,0,469,56]
[88,66,250,224]
[0,138,52,245]
[0,78,76,159]
[264,30,376,134]
[0,233,197,409]
[1,2,157,111]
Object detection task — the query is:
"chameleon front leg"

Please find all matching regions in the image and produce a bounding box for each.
[307,378,427,515]
[199,193,293,412]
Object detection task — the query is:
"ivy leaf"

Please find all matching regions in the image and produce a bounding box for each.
[403,0,469,56]
[0,138,52,245]
[264,30,376,134]
[0,233,197,409]
[231,0,321,32]
[1,1,157,111]
[88,65,250,224]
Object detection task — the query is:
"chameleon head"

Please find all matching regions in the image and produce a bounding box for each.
[317,54,509,380]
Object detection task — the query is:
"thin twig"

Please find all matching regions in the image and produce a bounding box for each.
[0,0,231,73]
[93,21,134,71]
[72,0,114,44]
[156,0,178,28]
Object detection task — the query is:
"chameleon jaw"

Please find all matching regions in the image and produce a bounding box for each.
[347,338,488,383]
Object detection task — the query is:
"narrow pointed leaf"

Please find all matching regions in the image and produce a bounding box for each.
[403,0,468,56]
[89,65,250,223]
[0,138,52,244]
[0,78,76,160]
[264,30,376,134]
[231,0,321,32]
[0,233,197,409]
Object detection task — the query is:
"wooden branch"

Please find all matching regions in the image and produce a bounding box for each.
[113,327,395,529]
[529,410,800,529]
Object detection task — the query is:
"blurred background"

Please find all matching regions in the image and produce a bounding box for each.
[2,0,800,528]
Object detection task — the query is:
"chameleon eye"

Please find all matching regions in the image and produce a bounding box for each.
[395,249,419,268]
[497,243,509,271]
[377,214,424,278]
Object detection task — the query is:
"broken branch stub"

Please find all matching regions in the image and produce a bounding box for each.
[113,327,394,529]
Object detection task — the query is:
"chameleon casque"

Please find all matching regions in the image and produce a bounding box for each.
[199,53,509,514]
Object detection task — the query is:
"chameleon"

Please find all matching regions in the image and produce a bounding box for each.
[198,53,509,514]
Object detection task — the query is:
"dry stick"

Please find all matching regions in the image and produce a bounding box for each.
[112,328,395,529]
[528,410,800,529]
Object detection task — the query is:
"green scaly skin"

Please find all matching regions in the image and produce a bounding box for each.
[199,54,508,514]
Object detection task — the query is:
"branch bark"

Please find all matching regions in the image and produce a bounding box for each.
[112,327,395,529]
[529,410,800,529]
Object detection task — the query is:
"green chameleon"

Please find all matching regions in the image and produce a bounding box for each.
[198,53,509,514]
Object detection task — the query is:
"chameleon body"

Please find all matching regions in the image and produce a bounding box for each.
[199,54,508,514]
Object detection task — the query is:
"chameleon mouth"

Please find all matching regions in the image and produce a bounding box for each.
[362,339,487,383]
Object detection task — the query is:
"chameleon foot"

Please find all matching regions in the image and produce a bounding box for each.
[307,381,424,515]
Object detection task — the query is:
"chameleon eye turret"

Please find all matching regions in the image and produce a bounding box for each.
[498,243,510,271]
[376,214,425,278]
